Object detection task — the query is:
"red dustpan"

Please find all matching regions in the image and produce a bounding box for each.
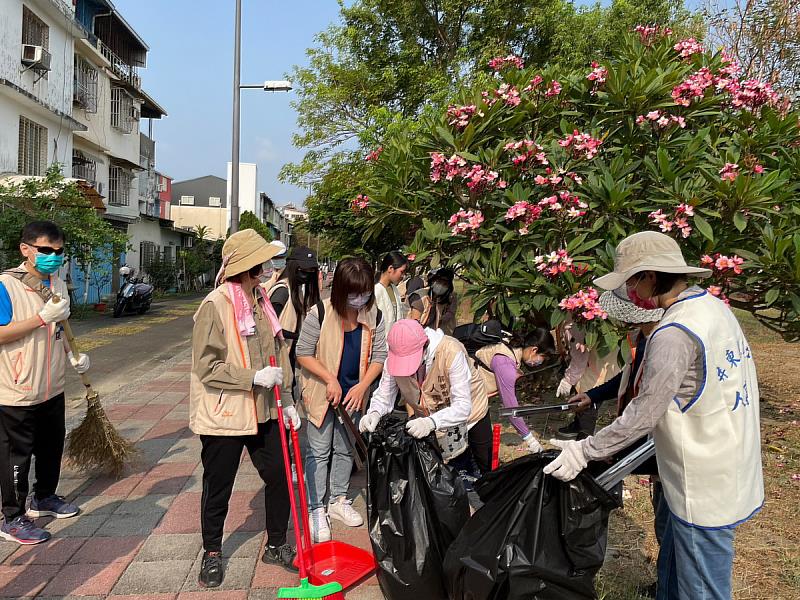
[289,425,377,589]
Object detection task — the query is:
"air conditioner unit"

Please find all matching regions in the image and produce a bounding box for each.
[21,45,51,72]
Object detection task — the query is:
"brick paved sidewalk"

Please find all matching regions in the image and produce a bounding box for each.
[0,351,383,600]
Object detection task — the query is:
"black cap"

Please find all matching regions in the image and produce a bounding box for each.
[287,246,318,269]
[471,319,506,346]
[427,267,454,285]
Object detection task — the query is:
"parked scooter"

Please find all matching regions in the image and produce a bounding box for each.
[113,266,154,318]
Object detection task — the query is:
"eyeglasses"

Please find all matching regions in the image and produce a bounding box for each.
[27,244,65,256]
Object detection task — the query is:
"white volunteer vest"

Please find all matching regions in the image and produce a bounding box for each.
[652,290,763,528]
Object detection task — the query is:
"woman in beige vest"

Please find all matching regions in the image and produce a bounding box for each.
[360,319,493,475]
[189,229,299,588]
[295,258,387,543]
[408,267,459,335]
[473,324,555,453]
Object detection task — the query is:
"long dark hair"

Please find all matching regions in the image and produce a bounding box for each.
[331,257,375,317]
[379,251,408,274]
[278,258,320,319]
[511,326,556,356]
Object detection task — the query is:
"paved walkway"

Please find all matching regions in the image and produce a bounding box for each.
[0,349,382,600]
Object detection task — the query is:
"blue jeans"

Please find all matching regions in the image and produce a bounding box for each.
[656,503,735,600]
[304,408,356,510]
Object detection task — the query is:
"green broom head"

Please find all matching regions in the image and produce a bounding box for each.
[277,577,344,599]
[65,392,137,478]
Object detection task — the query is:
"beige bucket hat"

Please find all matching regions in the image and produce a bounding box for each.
[594,231,712,290]
[219,229,284,280]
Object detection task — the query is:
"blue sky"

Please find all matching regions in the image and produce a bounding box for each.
[116,0,343,206]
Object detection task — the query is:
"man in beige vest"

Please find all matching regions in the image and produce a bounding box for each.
[361,319,493,474]
[0,221,89,545]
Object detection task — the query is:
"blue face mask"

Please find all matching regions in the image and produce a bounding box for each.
[272,258,286,270]
[34,252,64,275]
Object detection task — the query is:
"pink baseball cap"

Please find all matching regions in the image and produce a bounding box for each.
[386,319,428,377]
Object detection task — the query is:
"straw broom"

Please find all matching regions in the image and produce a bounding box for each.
[56,298,136,477]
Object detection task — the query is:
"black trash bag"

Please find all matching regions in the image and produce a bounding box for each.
[444,452,622,600]
[367,414,471,600]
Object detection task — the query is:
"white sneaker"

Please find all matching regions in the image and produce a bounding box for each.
[327,496,363,527]
[309,507,331,543]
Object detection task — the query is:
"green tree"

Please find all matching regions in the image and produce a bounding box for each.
[360,28,800,344]
[0,165,128,272]
[282,0,696,257]
[238,210,272,241]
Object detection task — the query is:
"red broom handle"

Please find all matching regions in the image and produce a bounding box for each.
[290,428,313,554]
[491,423,501,470]
[269,356,308,580]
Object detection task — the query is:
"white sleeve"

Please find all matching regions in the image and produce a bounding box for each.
[367,363,397,417]
[430,351,473,429]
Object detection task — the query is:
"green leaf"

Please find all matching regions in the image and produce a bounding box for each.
[732,211,747,232]
[765,288,780,306]
[693,214,714,243]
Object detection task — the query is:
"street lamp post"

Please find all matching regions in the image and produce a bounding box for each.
[229,0,292,234]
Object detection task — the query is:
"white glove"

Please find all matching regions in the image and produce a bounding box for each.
[253,366,283,388]
[543,438,588,482]
[406,416,436,439]
[522,432,543,454]
[555,378,573,398]
[283,405,301,431]
[67,352,90,374]
[39,298,70,324]
[359,411,381,434]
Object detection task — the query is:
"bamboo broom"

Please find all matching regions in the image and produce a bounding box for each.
[56,296,136,477]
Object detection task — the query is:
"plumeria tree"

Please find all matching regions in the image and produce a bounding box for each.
[353,26,800,348]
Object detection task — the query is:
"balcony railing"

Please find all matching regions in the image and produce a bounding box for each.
[98,39,141,90]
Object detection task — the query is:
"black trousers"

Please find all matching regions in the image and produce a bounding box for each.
[200,420,290,552]
[0,393,66,520]
[451,411,493,475]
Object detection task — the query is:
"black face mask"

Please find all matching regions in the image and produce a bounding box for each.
[295,270,314,284]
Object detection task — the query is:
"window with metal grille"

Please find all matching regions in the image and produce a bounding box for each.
[163,246,174,263]
[18,116,47,175]
[73,55,98,112]
[22,6,49,48]
[140,241,156,269]
[109,165,133,206]
[111,87,135,133]
[72,149,96,184]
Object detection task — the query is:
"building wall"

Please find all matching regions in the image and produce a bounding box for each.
[0,0,76,116]
[226,162,257,222]
[0,0,78,175]
[170,205,227,240]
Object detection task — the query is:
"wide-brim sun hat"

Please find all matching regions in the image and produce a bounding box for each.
[599,287,665,324]
[594,231,712,290]
[386,319,428,377]
[220,229,284,279]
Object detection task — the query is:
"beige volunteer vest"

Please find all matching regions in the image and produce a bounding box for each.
[474,343,522,397]
[300,299,378,428]
[189,286,287,436]
[0,267,68,406]
[652,290,763,528]
[409,336,489,427]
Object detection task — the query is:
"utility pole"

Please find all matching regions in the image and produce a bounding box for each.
[229,0,242,234]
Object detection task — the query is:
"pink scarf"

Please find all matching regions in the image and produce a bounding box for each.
[227,282,283,339]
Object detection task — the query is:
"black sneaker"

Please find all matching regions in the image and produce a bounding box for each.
[556,419,582,440]
[198,551,224,588]
[262,543,298,572]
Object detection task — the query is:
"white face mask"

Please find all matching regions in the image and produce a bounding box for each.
[347,292,371,309]
[524,356,545,368]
